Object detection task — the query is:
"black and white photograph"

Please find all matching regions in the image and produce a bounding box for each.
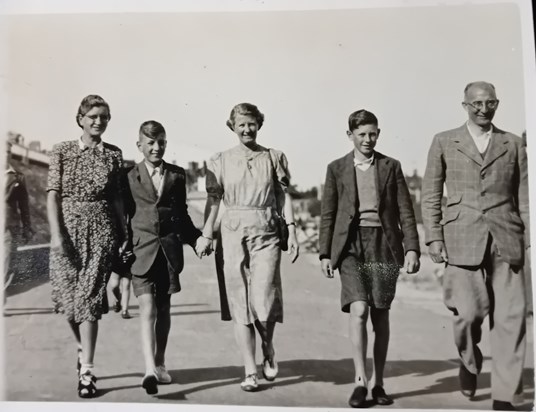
[1,0,536,411]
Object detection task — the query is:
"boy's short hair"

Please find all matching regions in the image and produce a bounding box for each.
[139,120,166,139]
[348,110,378,131]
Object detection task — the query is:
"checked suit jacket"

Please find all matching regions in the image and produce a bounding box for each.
[124,161,201,293]
[421,124,529,267]
[319,151,420,270]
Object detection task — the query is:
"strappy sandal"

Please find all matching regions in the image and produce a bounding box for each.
[78,371,98,398]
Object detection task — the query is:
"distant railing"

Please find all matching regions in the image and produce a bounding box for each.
[11,144,50,166]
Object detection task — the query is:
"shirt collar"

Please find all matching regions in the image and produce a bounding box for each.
[353,150,375,167]
[79,138,104,152]
[466,121,493,139]
[144,161,164,176]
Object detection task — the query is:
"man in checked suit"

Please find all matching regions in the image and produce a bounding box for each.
[422,81,529,411]
[124,120,205,395]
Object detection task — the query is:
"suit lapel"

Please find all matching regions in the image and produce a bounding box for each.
[453,125,483,166]
[136,161,158,201]
[341,152,357,211]
[375,153,391,205]
[482,128,508,170]
[157,162,174,204]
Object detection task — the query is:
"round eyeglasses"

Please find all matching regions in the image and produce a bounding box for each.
[463,100,499,110]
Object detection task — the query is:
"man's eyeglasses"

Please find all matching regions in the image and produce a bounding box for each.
[463,100,500,111]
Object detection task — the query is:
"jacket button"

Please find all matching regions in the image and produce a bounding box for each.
[481,173,486,179]
[481,191,486,196]
[349,215,353,220]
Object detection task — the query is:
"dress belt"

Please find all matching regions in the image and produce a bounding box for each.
[225,205,271,211]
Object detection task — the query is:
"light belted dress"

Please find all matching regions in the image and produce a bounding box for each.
[206,144,290,325]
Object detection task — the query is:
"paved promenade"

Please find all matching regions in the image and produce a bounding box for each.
[2,249,534,410]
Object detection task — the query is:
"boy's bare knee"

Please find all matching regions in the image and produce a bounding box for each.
[138,295,156,317]
[349,301,369,321]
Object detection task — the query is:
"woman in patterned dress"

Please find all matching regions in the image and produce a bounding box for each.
[199,103,300,391]
[47,95,128,398]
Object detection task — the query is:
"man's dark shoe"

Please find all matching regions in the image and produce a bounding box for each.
[459,364,477,398]
[371,385,394,405]
[349,386,368,408]
[492,401,516,411]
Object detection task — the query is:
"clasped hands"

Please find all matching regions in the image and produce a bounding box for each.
[195,235,214,259]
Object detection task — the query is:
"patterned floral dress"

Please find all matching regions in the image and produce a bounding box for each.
[47,140,123,323]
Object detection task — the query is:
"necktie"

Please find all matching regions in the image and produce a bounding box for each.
[151,168,161,193]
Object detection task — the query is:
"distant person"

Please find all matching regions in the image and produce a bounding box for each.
[4,141,34,303]
[123,120,203,395]
[200,103,299,392]
[47,95,128,398]
[421,82,529,411]
[107,268,133,319]
[319,109,420,408]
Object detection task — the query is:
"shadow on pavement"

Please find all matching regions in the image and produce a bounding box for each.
[148,357,533,404]
[3,307,54,316]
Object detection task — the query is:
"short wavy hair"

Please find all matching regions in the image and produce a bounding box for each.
[226,103,265,131]
[348,109,378,131]
[76,95,111,128]
[139,120,166,139]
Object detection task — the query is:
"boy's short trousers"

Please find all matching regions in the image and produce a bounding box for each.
[338,226,401,312]
[111,256,132,280]
[131,248,171,300]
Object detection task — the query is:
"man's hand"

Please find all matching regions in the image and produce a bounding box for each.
[429,240,448,263]
[404,250,420,274]
[321,258,334,278]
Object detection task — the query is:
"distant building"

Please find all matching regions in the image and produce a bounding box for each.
[28,141,42,152]
[185,161,207,192]
[6,132,49,167]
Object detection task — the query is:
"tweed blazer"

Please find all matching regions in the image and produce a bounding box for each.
[5,166,31,235]
[124,161,201,293]
[319,151,420,270]
[421,124,529,266]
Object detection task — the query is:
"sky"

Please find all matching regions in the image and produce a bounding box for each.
[1,0,534,191]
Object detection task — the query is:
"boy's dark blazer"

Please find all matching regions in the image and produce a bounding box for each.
[124,160,201,293]
[319,151,420,270]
